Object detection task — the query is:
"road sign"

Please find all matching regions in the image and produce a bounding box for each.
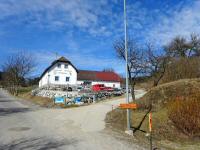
[119,103,137,109]
[54,97,65,104]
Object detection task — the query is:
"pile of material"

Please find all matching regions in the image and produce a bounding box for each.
[32,89,78,98]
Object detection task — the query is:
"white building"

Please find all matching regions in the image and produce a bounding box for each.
[39,57,121,88]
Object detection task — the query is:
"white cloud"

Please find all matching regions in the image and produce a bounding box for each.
[146,0,200,46]
[0,0,115,36]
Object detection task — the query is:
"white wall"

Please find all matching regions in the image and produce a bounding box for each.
[77,80,121,88]
[39,62,77,87]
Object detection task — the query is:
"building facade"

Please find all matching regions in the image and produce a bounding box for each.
[39,57,121,88]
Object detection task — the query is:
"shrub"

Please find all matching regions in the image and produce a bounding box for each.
[168,96,200,138]
[162,57,200,83]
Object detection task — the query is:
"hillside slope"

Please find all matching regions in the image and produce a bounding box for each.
[139,78,200,110]
[106,79,200,149]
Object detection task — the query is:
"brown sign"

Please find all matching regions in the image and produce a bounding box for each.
[119,103,137,109]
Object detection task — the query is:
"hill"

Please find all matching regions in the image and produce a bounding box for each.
[139,78,200,110]
[106,79,200,149]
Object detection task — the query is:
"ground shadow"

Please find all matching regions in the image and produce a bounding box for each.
[0,100,16,102]
[0,137,78,150]
[0,107,31,116]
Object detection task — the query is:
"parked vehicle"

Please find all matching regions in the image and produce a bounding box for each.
[92,84,113,92]
[113,88,123,96]
[77,86,83,91]
[92,84,105,91]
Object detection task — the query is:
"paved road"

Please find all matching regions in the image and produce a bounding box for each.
[0,89,146,150]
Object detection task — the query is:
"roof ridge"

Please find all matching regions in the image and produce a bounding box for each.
[78,69,116,73]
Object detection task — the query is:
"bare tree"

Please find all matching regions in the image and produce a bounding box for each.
[146,44,168,86]
[164,34,200,58]
[189,34,200,56]
[164,36,190,57]
[114,38,146,101]
[2,52,36,95]
[161,33,200,83]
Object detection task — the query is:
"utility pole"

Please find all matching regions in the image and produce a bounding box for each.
[124,0,131,130]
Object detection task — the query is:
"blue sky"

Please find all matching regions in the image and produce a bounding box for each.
[0,0,200,77]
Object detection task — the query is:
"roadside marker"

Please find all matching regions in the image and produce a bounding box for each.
[119,103,137,109]
[149,112,153,150]
[149,112,152,132]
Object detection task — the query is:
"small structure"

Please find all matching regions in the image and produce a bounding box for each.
[77,70,121,88]
[39,56,121,88]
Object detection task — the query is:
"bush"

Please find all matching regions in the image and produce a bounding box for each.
[162,57,200,83]
[168,96,200,138]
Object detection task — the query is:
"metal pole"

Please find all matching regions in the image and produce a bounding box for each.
[150,132,153,150]
[124,0,131,130]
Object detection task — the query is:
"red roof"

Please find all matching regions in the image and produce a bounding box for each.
[78,70,121,82]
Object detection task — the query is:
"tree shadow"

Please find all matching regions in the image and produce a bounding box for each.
[0,107,31,116]
[0,100,16,102]
[0,137,78,150]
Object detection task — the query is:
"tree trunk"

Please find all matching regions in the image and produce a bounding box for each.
[131,84,135,101]
[127,67,135,101]
[153,72,165,87]
[153,79,158,87]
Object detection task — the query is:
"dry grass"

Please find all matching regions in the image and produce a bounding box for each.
[106,78,200,149]
[19,92,81,108]
[138,78,200,110]
[106,108,200,149]
[19,92,54,107]
[168,96,200,138]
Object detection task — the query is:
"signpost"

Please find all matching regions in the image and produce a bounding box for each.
[119,103,137,109]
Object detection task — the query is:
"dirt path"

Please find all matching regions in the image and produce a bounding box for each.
[0,89,146,150]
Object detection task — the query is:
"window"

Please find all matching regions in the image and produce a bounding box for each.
[57,63,61,68]
[55,76,59,81]
[83,81,92,85]
[64,64,68,69]
[66,77,70,82]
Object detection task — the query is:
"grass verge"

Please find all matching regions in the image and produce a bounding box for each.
[106,79,200,149]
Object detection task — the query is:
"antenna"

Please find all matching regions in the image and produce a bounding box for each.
[55,52,58,59]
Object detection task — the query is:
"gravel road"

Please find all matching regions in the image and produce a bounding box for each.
[0,89,146,150]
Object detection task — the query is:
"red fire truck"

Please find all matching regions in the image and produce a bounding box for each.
[92,84,113,92]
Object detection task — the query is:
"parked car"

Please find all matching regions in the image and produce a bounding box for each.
[113,88,123,96]
[77,86,83,91]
